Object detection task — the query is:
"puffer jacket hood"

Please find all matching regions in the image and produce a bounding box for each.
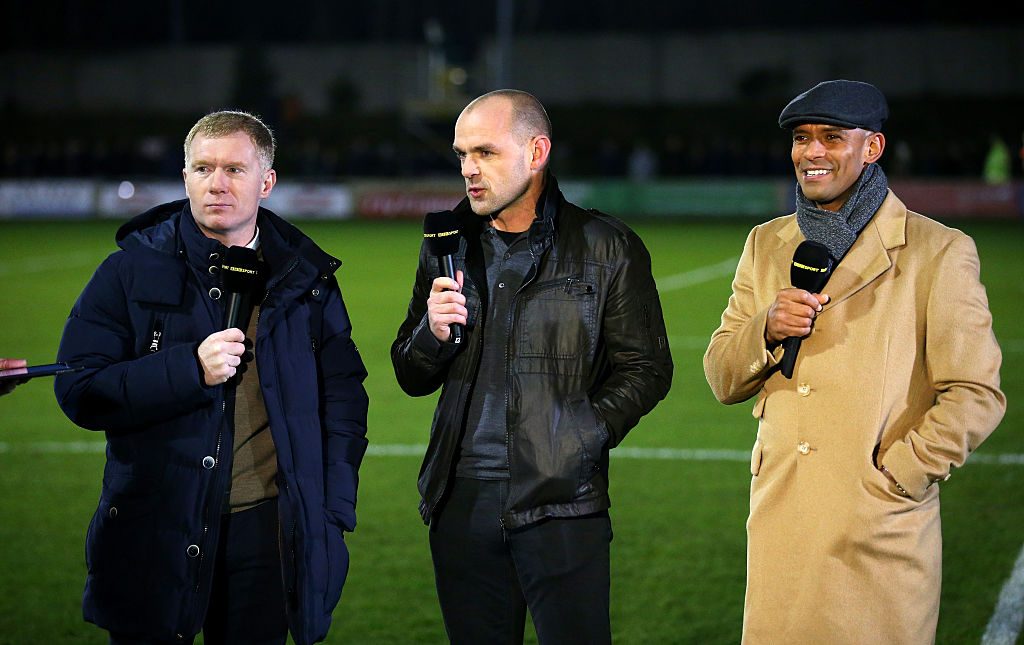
[115,198,341,281]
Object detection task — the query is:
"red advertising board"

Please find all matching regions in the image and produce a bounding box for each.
[889,180,1021,219]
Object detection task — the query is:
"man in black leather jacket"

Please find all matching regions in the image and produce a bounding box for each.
[392,90,673,644]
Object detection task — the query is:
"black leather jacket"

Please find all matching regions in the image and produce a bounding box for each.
[392,176,673,529]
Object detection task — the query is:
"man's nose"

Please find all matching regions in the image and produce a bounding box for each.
[461,158,478,179]
[804,139,827,159]
[209,168,229,191]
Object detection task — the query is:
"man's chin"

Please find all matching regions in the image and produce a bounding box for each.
[798,185,832,204]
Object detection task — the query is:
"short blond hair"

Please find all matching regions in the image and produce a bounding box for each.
[184,110,275,170]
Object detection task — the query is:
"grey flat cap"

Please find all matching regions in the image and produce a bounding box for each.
[778,80,889,131]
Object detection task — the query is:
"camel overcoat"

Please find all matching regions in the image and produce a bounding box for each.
[704,191,1005,645]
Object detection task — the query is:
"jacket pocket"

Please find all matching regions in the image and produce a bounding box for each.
[517,276,597,360]
[750,438,763,477]
[132,306,201,358]
[87,475,158,581]
[752,392,767,419]
[565,393,609,493]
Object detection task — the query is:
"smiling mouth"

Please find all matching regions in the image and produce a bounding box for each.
[804,169,831,177]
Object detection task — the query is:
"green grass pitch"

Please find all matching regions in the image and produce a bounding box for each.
[0,217,1021,643]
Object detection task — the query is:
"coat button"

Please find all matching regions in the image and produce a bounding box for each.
[311,288,320,297]
[108,506,118,519]
[208,265,219,275]
[186,544,200,558]
[202,456,216,469]
[209,287,222,300]
[208,253,219,261]
[797,383,811,396]
[797,441,811,455]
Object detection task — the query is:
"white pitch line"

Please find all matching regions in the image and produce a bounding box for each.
[614,446,749,461]
[1,441,1022,466]
[982,543,1024,645]
[656,256,738,292]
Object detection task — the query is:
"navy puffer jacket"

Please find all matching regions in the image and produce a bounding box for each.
[55,200,368,644]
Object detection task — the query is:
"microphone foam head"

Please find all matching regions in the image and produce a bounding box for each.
[221,246,262,293]
[791,240,834,293]
[423,210,460,256]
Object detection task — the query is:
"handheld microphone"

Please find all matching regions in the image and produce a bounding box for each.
[423,210,463,344]
[220,246,262,332]
[779,241,834,379]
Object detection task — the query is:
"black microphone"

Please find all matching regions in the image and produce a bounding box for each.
[220,246,262,333]
[779,241,834,379]
[423,210,463,344]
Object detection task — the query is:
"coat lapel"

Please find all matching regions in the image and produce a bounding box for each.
[822,190,906,311]
[771,216,802,290]
[773,190,908,310]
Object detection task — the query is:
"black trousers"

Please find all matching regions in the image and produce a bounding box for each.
[110,498,287,645]
[429,477,612,645]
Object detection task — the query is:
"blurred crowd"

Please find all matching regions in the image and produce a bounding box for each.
[1,131,1018,181]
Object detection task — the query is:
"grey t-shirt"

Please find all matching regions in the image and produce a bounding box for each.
[455,227,533,479]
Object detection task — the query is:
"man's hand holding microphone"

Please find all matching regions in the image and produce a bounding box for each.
[423,210,466,344]
[197,245,261,386]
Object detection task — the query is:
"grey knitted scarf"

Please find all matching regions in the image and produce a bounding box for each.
[795,163,889,261]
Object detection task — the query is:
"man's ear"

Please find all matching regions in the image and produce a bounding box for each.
[865,132,886,164]
[530,135,552,171]
[260,169,277,198]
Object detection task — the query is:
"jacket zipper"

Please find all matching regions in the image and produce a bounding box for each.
[148,317,164,353]
[278,480,298,613]
[424,294,481,521]
[259,256,301,316]
[260,256,301,610]
[500,244,539,531]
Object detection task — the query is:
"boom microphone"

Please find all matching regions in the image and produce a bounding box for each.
[423,210,463,344]
[220,246,262,333]
[779,241,834,379]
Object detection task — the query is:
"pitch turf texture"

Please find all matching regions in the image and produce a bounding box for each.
[0,217,1021,644]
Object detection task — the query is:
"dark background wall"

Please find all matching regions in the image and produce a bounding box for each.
[1,1,1021,181]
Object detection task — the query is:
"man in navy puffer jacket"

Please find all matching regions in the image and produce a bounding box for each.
[55,111,368,645]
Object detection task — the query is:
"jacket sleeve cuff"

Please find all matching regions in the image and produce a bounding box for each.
[743,307,780,373]
[411,316,460,361]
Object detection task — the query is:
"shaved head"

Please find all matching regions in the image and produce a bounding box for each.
[462,89,552,143]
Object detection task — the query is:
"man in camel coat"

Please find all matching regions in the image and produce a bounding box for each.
[704,80,1005,644]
